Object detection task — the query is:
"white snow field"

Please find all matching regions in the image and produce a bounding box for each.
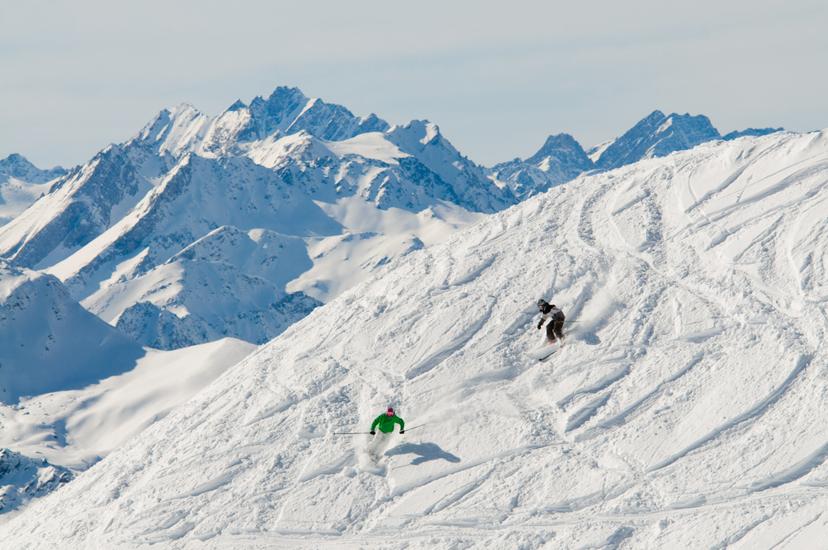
[0,260,255,515]
[0,338,254,470]
[0,336,253,521]
[3,129,828,548]
[0,261,144,404]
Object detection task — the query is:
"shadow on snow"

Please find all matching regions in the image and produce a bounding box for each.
[385,442,461,465]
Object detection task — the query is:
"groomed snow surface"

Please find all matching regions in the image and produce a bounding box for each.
[3,130,828,548]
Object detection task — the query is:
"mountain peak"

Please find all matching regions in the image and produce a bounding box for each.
[0,153,66,183]
[0,153,37,174]
[171,102,199,115]
[0,260,143,402]
[1,153,30,165]
[644,109,666,122]
[248,86,309,117]
[226,99,247,112]
[264,86,308,104]
[239,86,389,143]
[594,110,720,170]
[135,103,206,153]
[491,133,593,199]
[722,127,784,141]
[388,120,441,147]
[526,133,590,165]
[133,86,389,157]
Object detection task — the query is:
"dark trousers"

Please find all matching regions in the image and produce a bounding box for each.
[547,319,564,342]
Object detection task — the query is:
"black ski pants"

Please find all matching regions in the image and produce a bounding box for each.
[547,319,564,342]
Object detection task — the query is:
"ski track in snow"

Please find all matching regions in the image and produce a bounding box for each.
[3,131,828,548]
[647,353,813,472]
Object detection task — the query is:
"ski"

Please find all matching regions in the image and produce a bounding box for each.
[528,345,557,361]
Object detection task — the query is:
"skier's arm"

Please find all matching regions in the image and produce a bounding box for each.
[395,416,405,431]
[537,313,548,329]
[370,415,382,432]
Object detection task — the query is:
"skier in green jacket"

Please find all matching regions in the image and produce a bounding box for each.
[370,407,405,435]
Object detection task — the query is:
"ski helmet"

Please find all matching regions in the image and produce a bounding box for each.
[537,299,547,309]
[386,406,395,416]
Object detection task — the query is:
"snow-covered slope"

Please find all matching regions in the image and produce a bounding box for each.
[0,261,144,403]
[0,338,254,470]
[36,153,331,349]
[0,259,253,463]
[0,254,255,512]
[587,139,614,164]
[0,154,66,226]
[5,129,827,548]
[384,121,513,212]
[109,260,320,350]
[0,261,254,515]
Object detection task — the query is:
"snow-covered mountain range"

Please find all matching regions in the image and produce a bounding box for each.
[0,154,65,185]
[0,260,253,472]
[0,82,824,548]
[0,261,252,521]
[592,110,721,170]
[0,154,66,226]
[490,133,594,200]
[0,88,785,353]
[0,257,253,517]
[2,127,825,547]
[0,88,502,349]
[491,110,783,197]
[0,261,143,403]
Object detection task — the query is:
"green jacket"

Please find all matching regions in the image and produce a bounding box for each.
[371,413,404,433]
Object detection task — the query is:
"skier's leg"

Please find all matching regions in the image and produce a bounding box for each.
[369,432,391,460]
[546,322,557,344]
[554,320,565,341]
[378,432,393,456]
[368,432,383,457]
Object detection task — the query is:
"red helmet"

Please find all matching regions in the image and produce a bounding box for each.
[386,406,394,416]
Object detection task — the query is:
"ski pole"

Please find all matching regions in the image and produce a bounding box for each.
[403,424,426,433]
[332,431,372,435]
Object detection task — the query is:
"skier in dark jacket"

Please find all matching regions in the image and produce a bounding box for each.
[537,299,565,344]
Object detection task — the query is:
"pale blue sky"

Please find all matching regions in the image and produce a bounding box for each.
[2,0,826,168]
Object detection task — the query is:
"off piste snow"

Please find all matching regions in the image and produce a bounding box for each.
[1,111,826,548]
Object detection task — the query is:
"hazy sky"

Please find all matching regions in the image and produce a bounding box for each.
[2,0,827,167]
